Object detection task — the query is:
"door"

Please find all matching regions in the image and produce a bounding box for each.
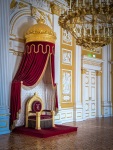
[83,69,96,119]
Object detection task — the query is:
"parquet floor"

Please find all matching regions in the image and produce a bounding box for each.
[0,117,113,150]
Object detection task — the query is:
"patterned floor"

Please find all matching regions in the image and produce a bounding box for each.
[0,117,113,150]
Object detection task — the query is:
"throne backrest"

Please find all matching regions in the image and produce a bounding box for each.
[32,101,42,112]
[26,93,43,114]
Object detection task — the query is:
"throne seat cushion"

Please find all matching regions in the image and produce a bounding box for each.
[41,115,52,120]
[28,115,52,120]
[28,119,52,129]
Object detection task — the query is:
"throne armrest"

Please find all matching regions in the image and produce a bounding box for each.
[42,110,54,113]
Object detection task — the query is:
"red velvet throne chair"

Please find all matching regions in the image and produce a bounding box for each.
[25,93,55,130]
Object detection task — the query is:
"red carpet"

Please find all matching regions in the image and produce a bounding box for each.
[13,125,78,138]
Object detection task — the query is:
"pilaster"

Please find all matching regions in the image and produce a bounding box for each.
[96,71,102,117]
[102,45,112,117]
[75,45,83,121]
[52,9,62,124]
[0,0,10,134]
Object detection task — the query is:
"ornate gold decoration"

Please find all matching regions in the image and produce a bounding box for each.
[0,121,8,128]
[25,44,54,54]
[18,2,27,9]
[81,69,87,74]
[10,0,17,9]
[31,7,53,27]
[25,18,57,43]
[96,71,102,76]
[62,29,72,46]
[47,14,53,27]
[50,3,61,16]
[84,60,101,67]
[62,49,72,65]
[59,0,113,50]
[9,49,24,56]
[10,37,25,43]
[31,7,37,16]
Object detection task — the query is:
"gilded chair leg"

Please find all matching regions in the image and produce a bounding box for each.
[52,111,55,127]
[35,112,41,130]
[25,116,28,127]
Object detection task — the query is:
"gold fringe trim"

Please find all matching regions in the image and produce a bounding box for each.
[25,44,55,54]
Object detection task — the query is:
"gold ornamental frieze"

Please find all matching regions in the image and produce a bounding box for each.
[25,34,56,44]
[9,49,24,56]
[18,2,27,9]
[83,60,101,67]
[50,3,61,16]
[10,0,28,9]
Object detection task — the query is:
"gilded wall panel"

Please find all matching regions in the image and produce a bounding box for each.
[62,69,72,103]
[60,28,75,108]
[62,29,72,46]
[62,49,72,66]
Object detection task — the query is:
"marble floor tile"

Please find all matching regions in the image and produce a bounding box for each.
[0,117,113,150]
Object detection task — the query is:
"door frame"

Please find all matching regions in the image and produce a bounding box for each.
[81,55,104,120]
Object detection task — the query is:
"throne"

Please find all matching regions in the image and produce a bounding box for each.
[25,93,55,130]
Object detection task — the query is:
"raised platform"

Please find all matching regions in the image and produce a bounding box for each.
[13,124,78,138]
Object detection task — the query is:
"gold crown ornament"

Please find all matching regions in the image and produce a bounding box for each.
[25,18,57,43]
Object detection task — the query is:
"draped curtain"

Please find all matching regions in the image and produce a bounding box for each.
[43,58,58,110]
[10,41,58,129]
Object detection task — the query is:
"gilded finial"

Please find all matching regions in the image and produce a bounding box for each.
[25,16,57,43]
[37,17,45,24]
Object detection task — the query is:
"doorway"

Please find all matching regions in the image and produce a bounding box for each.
[82,69,96,119]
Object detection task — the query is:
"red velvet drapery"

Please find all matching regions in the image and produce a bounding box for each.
[10,41,58,128]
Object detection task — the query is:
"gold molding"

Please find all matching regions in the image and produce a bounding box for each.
[31,7,53,27]
[9,49,24,56]
[55,114,60,120]
[10,37,25,43]
[81,69,87,74]
[50,3,61,16]
[83,60,101,67]
[61,113,66,119]
[10,12,31,35]
[0,114,9,116]
[0,121,8,128]
[67,116,72,118]
[26,34,56,44]
[10,1,27,9]
[18,2,27,9]
[60,26,75,108]
[96,71,102,76]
